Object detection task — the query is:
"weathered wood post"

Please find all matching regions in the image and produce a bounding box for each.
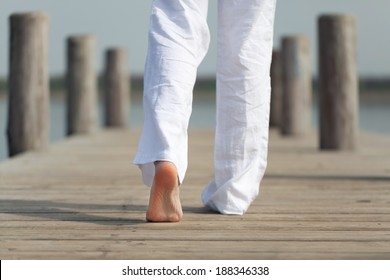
[104,48,130,127]
[66,35,97,135]
[7,12,49,157]
[281,36,312,136]
[270,50,283,128]
[318,15,358,150]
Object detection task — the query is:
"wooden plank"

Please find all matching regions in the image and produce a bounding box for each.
[0,226,389,240]
[1,240,390,260]
[1,212,390,222]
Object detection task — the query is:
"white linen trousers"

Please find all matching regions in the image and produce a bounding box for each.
[133,0,277,214]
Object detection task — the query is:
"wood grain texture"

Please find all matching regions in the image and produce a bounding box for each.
[270,50,282,128]
[66,35,97,135]
[104,48,130,127]
[281,36,312,136]
[0,129,389,259]
[318,14,358,150]
[7,12,49,156]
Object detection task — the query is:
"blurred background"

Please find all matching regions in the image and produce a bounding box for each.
[1,0,390,159]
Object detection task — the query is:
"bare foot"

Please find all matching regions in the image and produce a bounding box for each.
[146,161,183,222]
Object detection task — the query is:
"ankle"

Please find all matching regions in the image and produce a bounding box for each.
[154,161,179,188]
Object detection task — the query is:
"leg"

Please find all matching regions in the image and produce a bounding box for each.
[133,0,210,221]
[202,0,277,214]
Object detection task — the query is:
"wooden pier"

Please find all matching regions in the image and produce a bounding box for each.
[1,128,389,259]
[2,10,389,260]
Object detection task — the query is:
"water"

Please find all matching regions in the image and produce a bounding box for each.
[0,92,217,160]
[0,91,389,160]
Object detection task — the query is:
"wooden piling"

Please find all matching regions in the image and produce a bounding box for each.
[104,49,130,127]
[270,50,282,128]
[7,12,49,157]
[281,36,312,136]
[318,15,358,150]
[66,35,97,135]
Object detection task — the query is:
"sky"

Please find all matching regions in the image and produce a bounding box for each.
[1,0,390,77]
